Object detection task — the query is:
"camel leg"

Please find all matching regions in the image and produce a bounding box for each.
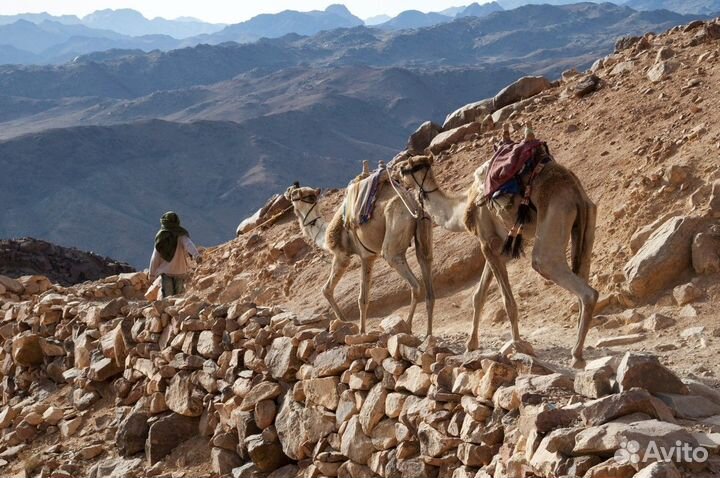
[467,262,493,351]
[358,258,375,333]
[323,254,350,322]
[384,253,421,334]
[532,207,598,368]
[480,241,521,342]
[415,218,435,337]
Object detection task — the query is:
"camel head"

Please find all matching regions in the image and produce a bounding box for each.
[284,183,321,210]
[397,155,436,191]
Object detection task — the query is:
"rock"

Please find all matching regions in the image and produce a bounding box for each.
[246,432,286,472]
[647,60,679,82]
[12,334,44,366]
[493,76,552,110]
[89,357,123,381]
[359,383,387,434]
[642,313,676,331]
[303,377,340,410]
[196,331,222,360]
[275,393,334,460]
[165,374,203,417]
[574,419,697,460]
[313,346,363,377]
[673,282,702,305]
[60,416,83,437]
[624,216,704,298]
[633,461,681,478]
[79,444,104,460]
[476,360,516,400]
[610,61,636,76]
[574,74,601,98]
[655,393,720,419]
[396,366,431,395]
[596,334,646,348]
[266,336,299,381]
[443,99,494,130]
[380,315,411,335]
[692,233,720,274]
[0,406,19,429]
[42,406,64,426]
[408,121,443,153]
[580,389,675,426]
[616,352,689,394]
[341,416,373,465]
[457,442,493,467]
[575,368,612,399]
[212,447,243,475]
[241,382,282,411]
[145,413,200,465]
[117,411,149,457]
[428,122,482,155]
[0,275,24,295]
[418,422,461,458]
[615,35,641,52]
[370,418,398,450]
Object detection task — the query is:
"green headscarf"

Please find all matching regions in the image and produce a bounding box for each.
[154,211,189,262]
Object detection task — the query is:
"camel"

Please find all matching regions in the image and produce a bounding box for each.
[397,128,597,367]
[284,176,435,336]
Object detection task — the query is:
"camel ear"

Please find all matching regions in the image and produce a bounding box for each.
[284,186,295,201]
[314,188,321,196]
[426,156,434,166]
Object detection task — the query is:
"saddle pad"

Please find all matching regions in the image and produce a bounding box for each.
[484,139,543,199]
[343,169,386,229]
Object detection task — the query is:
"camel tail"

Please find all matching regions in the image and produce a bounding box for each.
[571,197,596,279]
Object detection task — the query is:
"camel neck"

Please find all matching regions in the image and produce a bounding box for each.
[295,202,328,251]
[422,185,468,233]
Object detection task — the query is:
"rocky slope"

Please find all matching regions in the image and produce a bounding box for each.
[0,238,134,286]
[0,2,709,269]
[1,14,720,478]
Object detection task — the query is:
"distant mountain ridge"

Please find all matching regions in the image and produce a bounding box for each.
[0,2,715,65]
[623,0,720,14]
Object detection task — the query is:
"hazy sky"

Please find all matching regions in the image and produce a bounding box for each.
[0,1,489,23]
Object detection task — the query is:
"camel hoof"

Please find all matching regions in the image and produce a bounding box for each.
[466,337,479,351]
[571,356,586,370]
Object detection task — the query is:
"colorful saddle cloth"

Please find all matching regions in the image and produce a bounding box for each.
[484,139,544,199]
[343,169,386,229]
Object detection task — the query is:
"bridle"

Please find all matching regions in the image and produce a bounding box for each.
[400,163,438,200]
[294,193,320,228]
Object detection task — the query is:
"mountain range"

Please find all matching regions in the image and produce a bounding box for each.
[1,1,719,65]
[0,2,711,266]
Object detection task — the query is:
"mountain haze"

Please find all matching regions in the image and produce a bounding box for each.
[0,2,711,266]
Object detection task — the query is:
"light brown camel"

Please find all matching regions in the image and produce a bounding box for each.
[284,180,435,335]
[397,132,597,367]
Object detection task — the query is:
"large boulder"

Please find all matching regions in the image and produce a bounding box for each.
[145,413,200,465]
[428,122,482,155]
[165,374,203,417]
[692,231,720,274]
[616,353,689,395]
[275,392,334,460]
[116,411,149,457]
[266,336,299,381]
[492,76,552,110]
[442,99,495,130]
[407,121,443,154]
[12,334,44,367]
[624,216,704,298]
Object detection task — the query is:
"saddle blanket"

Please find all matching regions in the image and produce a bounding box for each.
[343,169,385,229]
[484,139,543,199]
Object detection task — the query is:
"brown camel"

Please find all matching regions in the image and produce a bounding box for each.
[397,131,597,367]
[284,179,435,335]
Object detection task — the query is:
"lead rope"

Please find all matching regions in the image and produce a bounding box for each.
[383,164,424,220]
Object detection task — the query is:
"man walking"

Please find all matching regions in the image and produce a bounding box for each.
[148,211,201,297]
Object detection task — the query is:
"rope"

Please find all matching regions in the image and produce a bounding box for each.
[383,165,422,220]
[240,205,294,235]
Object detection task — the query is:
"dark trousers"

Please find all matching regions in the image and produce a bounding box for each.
[161,274,185,297]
